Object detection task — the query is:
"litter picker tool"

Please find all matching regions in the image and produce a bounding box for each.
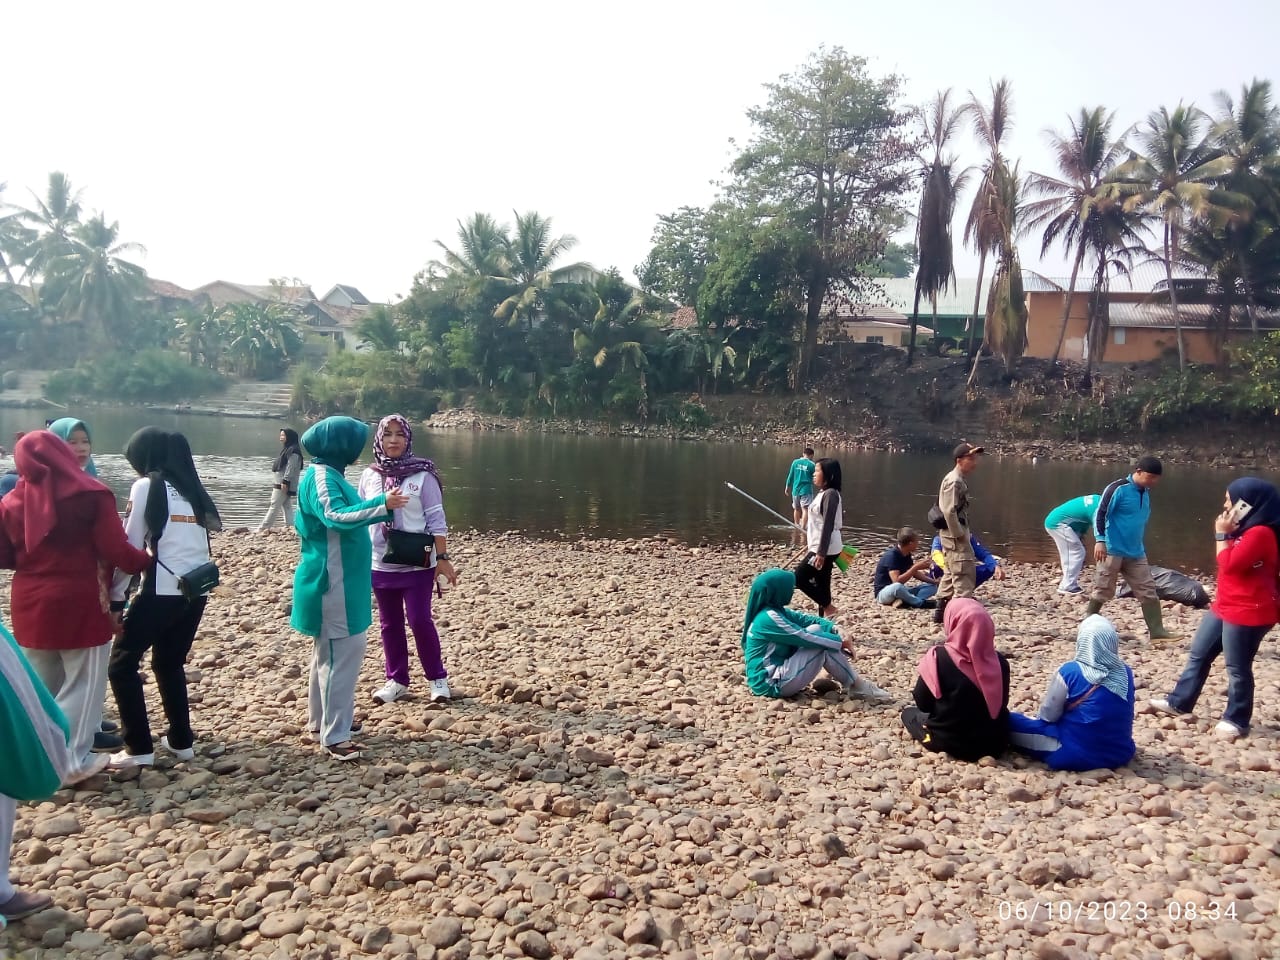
[725,481,859,573]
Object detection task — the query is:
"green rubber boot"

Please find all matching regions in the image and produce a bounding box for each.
[1142,600,1178,642]
[1084,600,1103,616]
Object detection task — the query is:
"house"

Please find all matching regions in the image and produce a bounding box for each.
[144,278,209,313]
[869,277,986,347]
[193,280,318,308]
[321,284,372,309]
[823,299,933,348]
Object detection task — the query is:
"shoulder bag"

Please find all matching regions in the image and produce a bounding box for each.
[379,474,435,567]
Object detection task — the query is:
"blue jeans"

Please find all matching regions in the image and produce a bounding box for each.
[876,582,937,607]
[1168,611,1271,731]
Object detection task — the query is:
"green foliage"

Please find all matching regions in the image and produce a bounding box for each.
[291,352,438,420]
[45,350,225,403]
[866,242,919,278]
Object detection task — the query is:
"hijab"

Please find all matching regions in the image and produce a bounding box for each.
[302,416,369,472]
[124,427,222,540]
[47,417,99,477]
[917,597,1005,719]
[1074,615,1131,700]
[742,569,796,647]
[371,414,442,488]
[3,431,114,548]
[1226,477,1280,542]
[273,428,302,474]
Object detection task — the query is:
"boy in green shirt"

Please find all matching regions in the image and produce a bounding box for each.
[1043,494,1099,594]
[785,447,816,525]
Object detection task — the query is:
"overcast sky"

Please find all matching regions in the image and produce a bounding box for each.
[6,0,1277,302]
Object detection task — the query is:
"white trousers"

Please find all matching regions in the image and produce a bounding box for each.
[308,632,367,747]
[257,487,295,531]
[1047,524,1086,593]
[0,794,15,901]
[772,647,859,697]
[23,645,109,774]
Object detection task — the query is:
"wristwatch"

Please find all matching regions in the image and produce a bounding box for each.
[1214,533,1228,541]
[436,552,450,561]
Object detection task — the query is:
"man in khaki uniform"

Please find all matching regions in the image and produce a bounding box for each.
[933,442,985,624]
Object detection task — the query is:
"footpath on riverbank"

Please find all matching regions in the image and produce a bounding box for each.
[2,531,1276,960]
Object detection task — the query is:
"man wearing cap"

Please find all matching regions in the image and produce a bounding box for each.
[1087,456,1175,640]
[933,442,985,624]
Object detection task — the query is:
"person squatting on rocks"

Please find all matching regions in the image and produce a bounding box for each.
[784,446,816,527]
[292,417,408,761]
[792,458,844,618]
[0,618,88,925]
[1151,477,1280,740]
[358,414,458,706]
[872,527,937,609]
[932,442,984,625]
[741,569,890,700]
[0,432,150,783]
[256,427,303,532]
[928,532,1005,591]
[1008,614,1136,770]
[1043,493,1100,595]
[1087,455,1175,641]
[109,429,223,768]
[901,598,1010,761]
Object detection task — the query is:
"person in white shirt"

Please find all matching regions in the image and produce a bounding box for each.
[108,428,221,768]
[793,458,844,618]
[256,427,303,531]
[358,415,457,705]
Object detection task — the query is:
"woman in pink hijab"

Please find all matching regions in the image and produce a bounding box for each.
[901,598,1010,760]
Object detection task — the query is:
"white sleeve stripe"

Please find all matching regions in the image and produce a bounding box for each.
[316,468,385,522]
[765,610,841,648]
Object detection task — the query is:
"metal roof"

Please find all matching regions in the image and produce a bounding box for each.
[1108,302,1280,330]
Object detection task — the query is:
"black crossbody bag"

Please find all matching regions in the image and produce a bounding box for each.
[153,529,220,602]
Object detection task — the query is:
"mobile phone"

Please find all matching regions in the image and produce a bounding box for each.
[1227,499,1252,525]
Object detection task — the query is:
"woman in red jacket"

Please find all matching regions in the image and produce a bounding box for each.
[1151,477,1280,739]
[0,432,151,781]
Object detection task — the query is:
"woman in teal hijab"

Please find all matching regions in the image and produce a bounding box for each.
[47,419,98,477]
[741,569,890,700]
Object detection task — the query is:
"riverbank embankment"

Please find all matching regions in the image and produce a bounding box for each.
[1,532,1277,959]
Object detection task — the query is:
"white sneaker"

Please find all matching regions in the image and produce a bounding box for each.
[109,750,154,769]
[429,678,451,702]
[372,680,409,704]
[1214,720,1244,740]
[160,736,195,761]
[1149,697,1187,717]
[849,676,893,701]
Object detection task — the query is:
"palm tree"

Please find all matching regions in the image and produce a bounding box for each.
[176,304,224,369]
[907,89,971,364]
[18,172,85,284]
[1117,104,1233,367]
[494,211,589,329]
[43,213,146,341]
[980,161,1030,376]
[0,183,34,287]
[430,212,510,284]
[220,302,303,378]
[962,79,1014,362]
[355,304,402,352]
[1025,106,1131,366]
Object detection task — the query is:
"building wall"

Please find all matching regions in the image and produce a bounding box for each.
[838,323,918,347]
[1025,289,1222,364]
[323,289,357,308]
[1099,327,1219,364]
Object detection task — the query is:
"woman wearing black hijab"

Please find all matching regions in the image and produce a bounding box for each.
[108,428,222,767]
[256,428,303,532]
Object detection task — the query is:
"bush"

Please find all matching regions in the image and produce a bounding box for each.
[290,354,439,420]
[44,351,225,403]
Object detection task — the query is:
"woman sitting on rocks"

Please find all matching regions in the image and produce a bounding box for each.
[1008,615,1135,770]
[741,569,890,700]
[901,598,1010,761]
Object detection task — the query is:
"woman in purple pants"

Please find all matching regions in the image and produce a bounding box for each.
[358,415,458,704]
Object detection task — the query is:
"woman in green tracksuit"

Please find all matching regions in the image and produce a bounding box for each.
[292,417,407,761]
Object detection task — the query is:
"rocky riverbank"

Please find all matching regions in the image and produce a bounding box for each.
[2,532,1277,960]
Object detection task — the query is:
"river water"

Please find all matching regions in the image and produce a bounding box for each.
[0,408,1246,572]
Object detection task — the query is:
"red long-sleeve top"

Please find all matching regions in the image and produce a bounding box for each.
[0,490,151,650]
[1212,525,1280,627]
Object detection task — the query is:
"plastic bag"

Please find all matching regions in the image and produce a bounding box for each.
[1118,565,1210,608]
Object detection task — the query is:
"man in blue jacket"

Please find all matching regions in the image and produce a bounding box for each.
[1086,456,1175,640]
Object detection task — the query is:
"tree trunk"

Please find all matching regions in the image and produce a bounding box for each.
[799,271,825,389]
[1050,244,1087,365]
[966,251,987,361]
[1166,226,1185,371]
[1239,258,1260,335]
[907,284,923,366]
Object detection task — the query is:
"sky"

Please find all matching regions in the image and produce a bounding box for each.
[5,0,1278,303]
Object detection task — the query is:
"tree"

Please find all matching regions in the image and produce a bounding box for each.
[727,46,914,387]
[1118,104,1233,368]
[636,206,718,304]
[494,210,587,330]
[0,183,34,287]
[431,212,511,284]
[219,302,304,378]
[908,89,970,364]
[176,304,224,370]
[355,304,403,352]
[1026,106,1132,365]
[42,213,147,342]
[866,241,918,278]
[980,162,1030,375]
[16,172,85,285]
[963,79,1014,363]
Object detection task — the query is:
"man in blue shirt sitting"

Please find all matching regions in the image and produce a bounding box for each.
[873,527,938,608]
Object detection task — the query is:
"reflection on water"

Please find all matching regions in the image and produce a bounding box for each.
[0,407,1242,571]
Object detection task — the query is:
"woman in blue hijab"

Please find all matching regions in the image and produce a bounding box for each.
[1151,477,1280,739]
[47,418,98,477]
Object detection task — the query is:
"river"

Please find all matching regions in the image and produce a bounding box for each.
[0,407,1245,573]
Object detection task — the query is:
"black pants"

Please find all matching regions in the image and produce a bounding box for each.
[108,593,207,754]
[794,552,835,610]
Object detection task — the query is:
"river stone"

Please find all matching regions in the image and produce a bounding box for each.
[425,917,463,948]
[32,814,81,839]
[259,912,307,938]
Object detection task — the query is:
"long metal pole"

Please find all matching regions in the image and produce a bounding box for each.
[725,481,804,532]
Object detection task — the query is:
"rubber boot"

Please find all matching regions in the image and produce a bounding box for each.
[1141,599,1178,642]
[1084,600,1103,616]
[931,598,948,625]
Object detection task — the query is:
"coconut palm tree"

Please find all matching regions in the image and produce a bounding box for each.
[962,79,1014,362]
[494,211,588,329]
[907,89,971,365]
[18,172,85,285]
[355,304,402,352]
[980,161,1031,376]
[430,213,511,289]
[220,301,304,378]
[0,182,35,287]
[1116,104,1234,367]
[42,213,146,341]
